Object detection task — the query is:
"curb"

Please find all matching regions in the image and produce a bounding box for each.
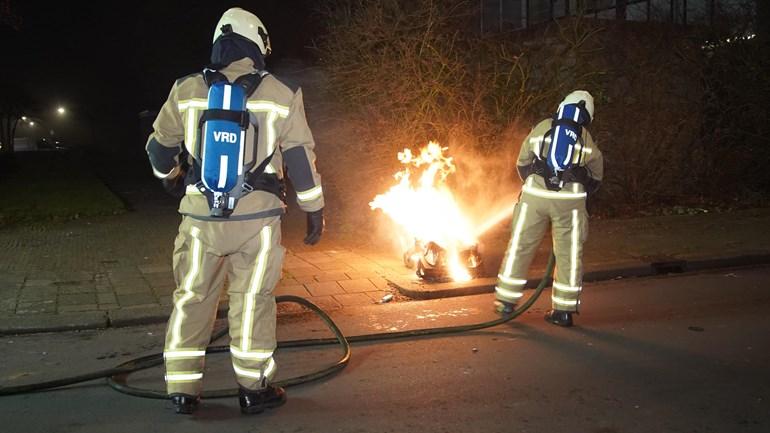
[0,312,109,336]
[0,303,229,337]
[390,253,770,300]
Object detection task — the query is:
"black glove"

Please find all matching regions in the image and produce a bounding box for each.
[162,168,186,198]
[562,166,589,185]
[304,209,325,245]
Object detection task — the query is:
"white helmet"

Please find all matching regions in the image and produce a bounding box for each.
[213,8,271,56]
[559,90,594,121]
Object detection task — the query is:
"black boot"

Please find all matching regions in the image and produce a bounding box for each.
[170,393,199,414]
[544,309,574,327]
[239,385,286,415]
[494,300,516,315]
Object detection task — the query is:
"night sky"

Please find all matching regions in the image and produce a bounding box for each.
[2,0,317,148]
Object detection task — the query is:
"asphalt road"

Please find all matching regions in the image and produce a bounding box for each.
[1,266,768,433]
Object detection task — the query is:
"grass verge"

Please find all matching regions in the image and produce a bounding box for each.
[0,150,126,227]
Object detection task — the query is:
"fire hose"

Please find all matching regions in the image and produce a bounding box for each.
[0,254,555,398]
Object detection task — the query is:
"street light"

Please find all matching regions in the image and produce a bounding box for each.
[52,103,96,147]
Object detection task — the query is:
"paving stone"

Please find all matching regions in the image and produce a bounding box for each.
[314,271,350,283]
[305,295,341,311]
[0,298,16,312]
[365,290,393,303]
[277,278,300,287]
[58,284,96,294]
[368,276,391,290]
[95,284,114,293]
[98,303,119,311]
[325,250,364,259]
[110,278,148,287]
[294,252,332,261]
[345,270,381,280]
[16,302,57,314]
[108,306,170,327]
[314,261,355,271]
[305,281,345,297]
[151,284,177,296]
[338,278,377,293]
[0,283,21,295]
[293,275,318,284]
[347,263,386,273]
[55,271,94,282]
[58,294,97,305]
[117,293,158,307]
[0,312,108,334]
[24,279,56,288]
[27,270,59,279]
[108,270,144,280]
[139,264,173,274]
[59,304,99,313]
[97,293,118,304]
[157,295,174,306]
[275,284,312,298]
[302,255,338,265]
[0,273,25,285]
[18,287,57,301]
[285,266,321,277]
[145,275,176,287]
[113,284,153,295]
[18,293,53,303]
[333,293,375,306]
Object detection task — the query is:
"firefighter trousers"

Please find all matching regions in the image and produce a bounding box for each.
[495,187,588,312]
[163,215,285,396]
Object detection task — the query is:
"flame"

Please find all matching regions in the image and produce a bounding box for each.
[370,141,476,281]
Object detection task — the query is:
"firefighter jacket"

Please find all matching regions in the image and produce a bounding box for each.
[516,118,604,198]
[146,57,324,220]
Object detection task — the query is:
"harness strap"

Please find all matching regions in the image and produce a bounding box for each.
[198,109,250,129]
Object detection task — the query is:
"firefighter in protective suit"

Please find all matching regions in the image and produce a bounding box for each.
[494,90,603,327]
[146,8,325,414]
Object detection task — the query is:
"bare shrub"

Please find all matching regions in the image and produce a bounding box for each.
[311,1,769,230]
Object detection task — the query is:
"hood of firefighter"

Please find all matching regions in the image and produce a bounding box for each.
[210,33,266,70]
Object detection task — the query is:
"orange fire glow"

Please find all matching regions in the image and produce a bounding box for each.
[369,141,477,281]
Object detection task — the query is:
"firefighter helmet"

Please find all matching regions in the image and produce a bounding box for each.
[213,8,271,56]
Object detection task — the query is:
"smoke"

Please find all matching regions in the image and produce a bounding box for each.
[443,124,528,236]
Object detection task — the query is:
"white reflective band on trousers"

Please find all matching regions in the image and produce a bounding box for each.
[240,225,272,352]
[500,202,529,282]
[163,350,207,359]
[164,372,204,382]
[232,358,277,380]
[168,226,203,350]
[553,282,581,292]
[569,209,580,287]
[552,296,579,307]
[230,346,274,360]
[495,286,524,300]
[497,274,527,286]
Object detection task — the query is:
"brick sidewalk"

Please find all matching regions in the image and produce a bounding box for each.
[3,202,770,334]
[0,203,421,333]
